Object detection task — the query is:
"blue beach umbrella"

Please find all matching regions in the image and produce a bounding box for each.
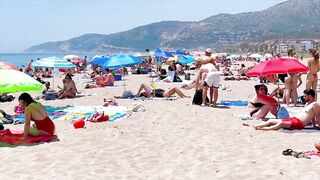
[32,56,76,68]
[152,49,174,58]
[178,55,195,65]
[90,57,109,65]
[101,54,143,69]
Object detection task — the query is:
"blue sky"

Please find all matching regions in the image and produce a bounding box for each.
[0,0,287,53]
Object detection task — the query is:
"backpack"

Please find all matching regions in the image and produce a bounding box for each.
[192,90,209,105]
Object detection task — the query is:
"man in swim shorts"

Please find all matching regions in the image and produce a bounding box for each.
[246,89,320,130]
[200,71,221,107]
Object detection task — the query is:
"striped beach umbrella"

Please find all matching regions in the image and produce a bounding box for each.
[32,56,76,68]
[0,69,43,93]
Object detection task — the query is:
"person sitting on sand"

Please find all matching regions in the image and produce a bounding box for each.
[85,70,106,88]
[103,68,114,86]
[136,83,190,98]
[58,74,79,99]
[245,89,320,130]
[19,93,55,139]
[250,84,279,120]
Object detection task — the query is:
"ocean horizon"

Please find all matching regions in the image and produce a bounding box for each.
[0,53,97,67]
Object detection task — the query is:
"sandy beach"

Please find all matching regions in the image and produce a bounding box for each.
[1,64,320,180]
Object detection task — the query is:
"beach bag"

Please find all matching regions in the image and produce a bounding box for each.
[44,91,58,100]
[185,73,191,80]
[192,90,209,105]
[121,90,134,99]
[278,106,290,119]
[173,75,182,82]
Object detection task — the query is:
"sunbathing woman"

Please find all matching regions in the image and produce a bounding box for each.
[58,74,79,99]
[136,83,190,98]
[306,49,319,99]
[19,93,55,138]
[250,84,279,120]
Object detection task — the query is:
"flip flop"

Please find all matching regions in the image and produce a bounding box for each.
[282,149,293,156]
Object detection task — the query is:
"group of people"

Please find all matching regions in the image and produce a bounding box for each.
[85,68,114,88]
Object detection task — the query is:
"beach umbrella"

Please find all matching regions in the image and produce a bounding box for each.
[90,57,109,65]
[247,57,308,77]
[32,56,76,69]
[0,69,43,93]
[152,49,174,58]
[249,53,263,59]
[71,58,85,64]
[178,55,195,65]
[0,62,18,70]
[101,54,143,69]
[63,55,79,60]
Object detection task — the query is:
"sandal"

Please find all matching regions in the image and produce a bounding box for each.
[282,149,293,156]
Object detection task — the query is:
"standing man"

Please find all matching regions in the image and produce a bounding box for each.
[195,48,221,107]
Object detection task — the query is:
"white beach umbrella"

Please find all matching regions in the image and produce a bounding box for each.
[249,53,263,59]
[63,55,79,60]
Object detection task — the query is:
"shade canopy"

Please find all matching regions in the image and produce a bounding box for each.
[32,56,76,68]
[152,49,174,57]
[102,54,143,69]
[0,69,44,93]
[63,55,79,60]
[248,57,309,77]
[0,62,18,70]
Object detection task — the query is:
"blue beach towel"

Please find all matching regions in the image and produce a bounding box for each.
[220,100,248,107]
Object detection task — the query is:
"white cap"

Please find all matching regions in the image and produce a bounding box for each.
[205,48,212,53]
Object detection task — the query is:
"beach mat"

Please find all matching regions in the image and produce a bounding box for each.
[0,129,58,146]
[220,100,248,107]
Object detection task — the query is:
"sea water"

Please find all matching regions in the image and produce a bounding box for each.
[0,53,96,67]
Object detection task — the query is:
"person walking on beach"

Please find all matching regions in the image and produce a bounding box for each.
[306,49,319,99]
[245,89,320,131]
[19,93,55,139]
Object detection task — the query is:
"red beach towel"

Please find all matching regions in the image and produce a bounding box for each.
[0,129,57,145]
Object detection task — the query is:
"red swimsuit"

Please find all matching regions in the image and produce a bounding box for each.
[30,105,55,135]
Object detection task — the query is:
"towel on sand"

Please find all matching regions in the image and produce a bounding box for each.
[0,129,58,146]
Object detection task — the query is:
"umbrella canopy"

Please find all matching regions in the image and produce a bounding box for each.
[32,56,76,68]
[102,54,143,69]
[71,58,86,64]
[248,57,309,77]
[63,55,79,60]
[249,53,263,59]
[90,57,109,65]
[152,49,174,57]
[0,62,18,70]
[0,69,44,93]
[178,55,195,65]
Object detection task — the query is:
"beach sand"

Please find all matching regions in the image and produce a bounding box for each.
[1,65,320,179]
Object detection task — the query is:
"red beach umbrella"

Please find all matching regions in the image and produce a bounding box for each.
[0,62,18,70]
[247,57,309,77]
[71,58,85,64]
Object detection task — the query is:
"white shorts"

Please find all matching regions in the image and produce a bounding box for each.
[204,71,221,88]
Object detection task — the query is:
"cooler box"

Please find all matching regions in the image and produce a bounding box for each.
[114,74,122,81]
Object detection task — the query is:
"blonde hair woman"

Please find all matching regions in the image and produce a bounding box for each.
[306,49,319,99]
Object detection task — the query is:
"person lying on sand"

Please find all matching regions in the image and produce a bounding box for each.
[136,83,190,98]
[244,89,320,130]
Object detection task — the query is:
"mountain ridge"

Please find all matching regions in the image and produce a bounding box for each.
[25,0,320,53]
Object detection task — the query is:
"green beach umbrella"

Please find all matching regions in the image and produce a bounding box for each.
[0,69,44,93]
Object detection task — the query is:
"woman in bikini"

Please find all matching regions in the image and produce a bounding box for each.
[19,93,55,139]
[58,74,79,99]
[284,49,302,106]
[136,83,190,98]
[250,84,279,120]
[306,49,319,99]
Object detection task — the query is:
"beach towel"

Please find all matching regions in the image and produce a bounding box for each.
[0,129,58,146]
[220,100,248,107]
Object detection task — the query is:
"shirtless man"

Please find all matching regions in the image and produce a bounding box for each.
[195,48,220,107]
[246,89,320,131]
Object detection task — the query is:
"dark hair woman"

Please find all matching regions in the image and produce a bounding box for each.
[250,84,279,120]
[18,93,55,138]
